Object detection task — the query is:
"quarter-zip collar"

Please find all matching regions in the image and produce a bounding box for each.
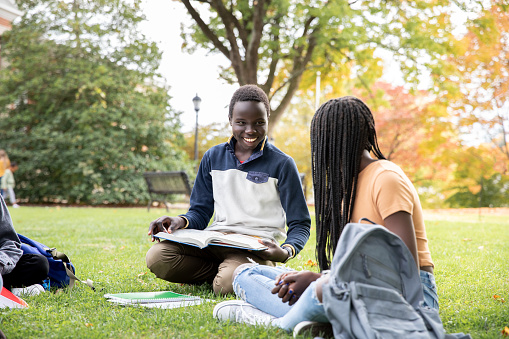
[226,135,267,168]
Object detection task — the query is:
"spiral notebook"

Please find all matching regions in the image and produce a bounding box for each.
[104,291,201,304]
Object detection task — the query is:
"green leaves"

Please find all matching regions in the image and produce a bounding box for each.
[179,0,466,131]
[0,0,192,205]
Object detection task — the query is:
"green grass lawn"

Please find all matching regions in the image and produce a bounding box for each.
[1,207,508,338]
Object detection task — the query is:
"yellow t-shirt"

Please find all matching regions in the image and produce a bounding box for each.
[351,160,433,268]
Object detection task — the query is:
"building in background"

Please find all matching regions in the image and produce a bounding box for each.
[0,0,22,68]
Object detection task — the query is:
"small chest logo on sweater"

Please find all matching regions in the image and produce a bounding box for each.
[246,171,269,184]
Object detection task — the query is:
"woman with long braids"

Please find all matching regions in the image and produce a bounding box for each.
[213,96,438,335]
[312,96,431,274]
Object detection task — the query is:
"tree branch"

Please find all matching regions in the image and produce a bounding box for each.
[224,2,249,48]
[302,15,316,37]
[211,0,246,84]
[387,133,401,160]
[261,14,283,93]
[261,44,280,93]
[269,22,320,100]
[268,63,323,101]
[245,0,267,83]
[180,0,230,59]
[269,34,318,131]
[376,42,421,65]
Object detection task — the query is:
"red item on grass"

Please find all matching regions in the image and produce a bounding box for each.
[0,287,28,308]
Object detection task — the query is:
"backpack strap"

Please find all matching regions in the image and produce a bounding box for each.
[357,218,377,225]
[49,249,94,290]
[62,264,94,290]
[48,248,70,264]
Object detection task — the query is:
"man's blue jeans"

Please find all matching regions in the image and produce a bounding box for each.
[233,264,439,332]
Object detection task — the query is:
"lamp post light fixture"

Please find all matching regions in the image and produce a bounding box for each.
[192,94,202,161]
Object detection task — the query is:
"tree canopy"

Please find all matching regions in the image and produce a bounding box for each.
[452,1,509,172]
[0,0,190,205]
[179,0,464,131]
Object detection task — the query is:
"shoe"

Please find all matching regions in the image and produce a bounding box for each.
[11,284,45,297]
[12,204,19,208]
[293,321,334,338]
[213,300,275,326]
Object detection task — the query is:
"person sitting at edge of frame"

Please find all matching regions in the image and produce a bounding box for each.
[145,84,311,295]
[0,195,49,297]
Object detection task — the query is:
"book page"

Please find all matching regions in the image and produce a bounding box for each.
[154,229,267,250]
[154,229,221,248]
[210,233,267,250]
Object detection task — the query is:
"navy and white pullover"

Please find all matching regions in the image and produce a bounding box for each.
[181,136,311,255]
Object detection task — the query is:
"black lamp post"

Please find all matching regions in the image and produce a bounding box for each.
[192,94,202,161]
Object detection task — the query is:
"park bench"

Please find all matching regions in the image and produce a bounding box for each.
[143,171,192,212]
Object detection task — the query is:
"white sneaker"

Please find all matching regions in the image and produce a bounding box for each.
[12,204,19,208]
[213,300,275,326]
[11,284,45,297]
[293,321,334,338]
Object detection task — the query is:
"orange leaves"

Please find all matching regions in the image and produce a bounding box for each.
[493,295,505,303]
[304,259,317,267]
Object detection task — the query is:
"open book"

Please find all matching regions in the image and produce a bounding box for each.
[153,229,268,251]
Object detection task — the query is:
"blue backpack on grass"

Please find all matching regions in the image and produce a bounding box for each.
[18,234,78,289]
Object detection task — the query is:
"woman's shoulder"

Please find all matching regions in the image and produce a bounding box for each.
[370,161,416,196]
[363,160,411,186]
[368,160,405,175]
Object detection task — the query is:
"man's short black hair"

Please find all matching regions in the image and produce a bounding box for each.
[229,85,270,119]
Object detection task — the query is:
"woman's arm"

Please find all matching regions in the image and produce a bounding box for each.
[383,211,419,268]
[315,212,419,302]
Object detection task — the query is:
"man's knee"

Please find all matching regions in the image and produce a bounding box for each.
[146,242,215,284]
[213,274,233,295]
[233,263,255,281]
[213,261,241,296]
[213,258,260,296]
[146,242,164,270]
[145,242,178,280]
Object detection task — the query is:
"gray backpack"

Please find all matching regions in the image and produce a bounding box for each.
[322,220,469,339]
